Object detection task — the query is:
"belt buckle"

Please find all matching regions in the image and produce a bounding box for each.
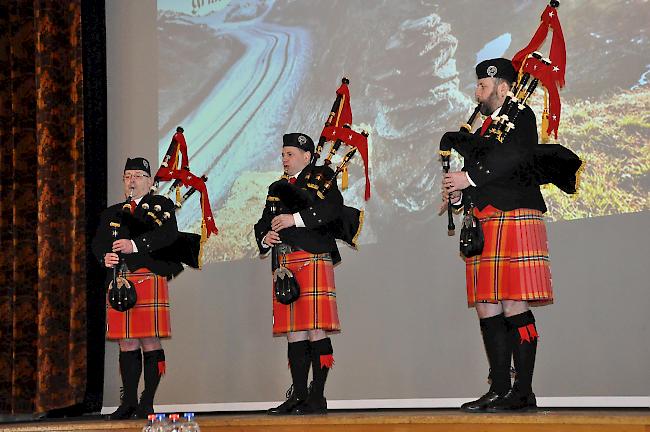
[276,244,293,255]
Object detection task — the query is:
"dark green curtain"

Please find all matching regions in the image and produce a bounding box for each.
[0,0,87,414]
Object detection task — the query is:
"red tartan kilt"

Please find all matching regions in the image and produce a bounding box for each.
[106,268,171,339]
[466,206,553,307]
[272,251,340,335]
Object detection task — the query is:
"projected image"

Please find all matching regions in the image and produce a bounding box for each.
[157,0,649,264]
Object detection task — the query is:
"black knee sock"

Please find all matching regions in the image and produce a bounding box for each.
[479,314,512,395]
[287,340,311,400]
[309,338,334,400]
[140,349,165,409]
[119,349,142,407]
[505,310,538,395]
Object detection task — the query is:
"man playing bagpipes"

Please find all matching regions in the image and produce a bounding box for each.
[92,130,216,419]
[92,157,181,420]
[438,1,581,413]
[442,58,551,413]
[254,80,367,416]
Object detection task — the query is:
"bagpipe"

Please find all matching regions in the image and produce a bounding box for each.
[268,77,370,248]
[107,189,137,312]
[266,77,370,305]
[439,0,583,220]
[305,77,371,201]
[146,126,219,268]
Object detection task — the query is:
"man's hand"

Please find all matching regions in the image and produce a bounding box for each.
[271,214,295,232]
[438,189,461,215]
[104,252,119,268]
[263,230,281,247]
[112,239,134,254]
[443,172,470,193]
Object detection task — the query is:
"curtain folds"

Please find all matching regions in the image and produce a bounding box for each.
[0,0,86,414]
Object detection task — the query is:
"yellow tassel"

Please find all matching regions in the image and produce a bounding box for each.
[175,186,181,207]
[198,220,206,269]
[541,87,549,143]
[198,194,207,269]
[171,144,179,170]
[342,165,349,190]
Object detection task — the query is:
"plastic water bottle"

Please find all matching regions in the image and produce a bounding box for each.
[142,414,156,432]
[166,413,182,432]
[181,412,200,432]
[153,414,167,432]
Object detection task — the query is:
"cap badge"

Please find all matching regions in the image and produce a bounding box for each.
[487,65,497,77]
[298,135,307,145]
[143,159,149,169]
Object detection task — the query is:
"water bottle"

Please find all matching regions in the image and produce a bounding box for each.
[181,412,200,432]
[153,414,167,432]
[166,413,182,432]
[142,414,156,432]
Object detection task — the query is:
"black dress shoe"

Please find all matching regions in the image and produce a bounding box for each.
[485,389,537,412]
[293,396,328,415]
[460,391,504,412]
[134,403,154,419]
[267,394,306,415]
[105,404,136,420]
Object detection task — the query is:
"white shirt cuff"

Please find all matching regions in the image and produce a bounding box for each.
[293,212,305,228]
[466,172,476,187]
[131,240,138,253]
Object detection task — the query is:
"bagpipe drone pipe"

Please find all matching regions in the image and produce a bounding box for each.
[144,126,219,270]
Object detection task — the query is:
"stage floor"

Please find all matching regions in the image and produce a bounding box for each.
[1,409,649,432]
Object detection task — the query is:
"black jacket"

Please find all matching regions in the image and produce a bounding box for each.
[92,193,183,279]
[463,106,547,213]
[254,166,345,264]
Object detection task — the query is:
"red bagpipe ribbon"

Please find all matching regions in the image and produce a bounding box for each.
[321,125,370,200]
[155,167,218,236]
[320,81,371,200]
[522,56,562,140]
[512,4,566,89]
[161,128,190,171]
[511,2,566,140]
[155,129,218,237]
[332,81,352,127]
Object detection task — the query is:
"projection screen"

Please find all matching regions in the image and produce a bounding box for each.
[103,0,649,411]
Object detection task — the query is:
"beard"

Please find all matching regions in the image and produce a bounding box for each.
[478,88,500,115]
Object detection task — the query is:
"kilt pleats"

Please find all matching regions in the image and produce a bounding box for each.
[272,251,340,335]
[466,206,553,307]
[106,268,171,339]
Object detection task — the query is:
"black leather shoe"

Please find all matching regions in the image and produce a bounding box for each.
[134,403,154,419]
[268,394,306,415]
[293,396,328,415]
[485,389,537,412]
[460,391,504,413]
[105,404,136,420]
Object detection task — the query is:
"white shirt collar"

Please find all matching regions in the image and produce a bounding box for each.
[290,167,305,179]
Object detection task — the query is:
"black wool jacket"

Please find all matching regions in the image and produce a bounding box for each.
[92,193,183,279]
[254,165,344,264]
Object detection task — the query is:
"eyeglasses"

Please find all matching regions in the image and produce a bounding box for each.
[123,174,150,181]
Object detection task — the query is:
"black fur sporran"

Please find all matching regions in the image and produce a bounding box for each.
[273,266,300,305]
[108,276,137,312]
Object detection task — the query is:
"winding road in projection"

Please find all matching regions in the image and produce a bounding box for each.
[158,9,310,229]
